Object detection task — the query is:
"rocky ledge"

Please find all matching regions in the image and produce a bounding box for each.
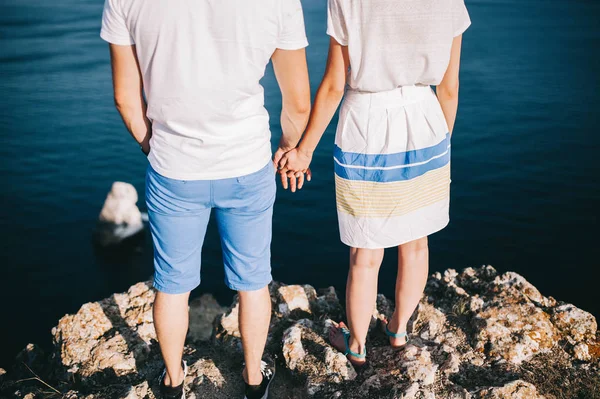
[2,266,599,399]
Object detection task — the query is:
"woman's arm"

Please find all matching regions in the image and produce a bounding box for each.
[436,35,463,134]
[298,38,349,156]
[279,37,350,178]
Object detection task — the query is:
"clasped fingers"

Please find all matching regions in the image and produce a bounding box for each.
[278,168,310,192]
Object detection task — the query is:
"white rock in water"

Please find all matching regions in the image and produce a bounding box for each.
[95,182,145,245]
[99,182,143,227]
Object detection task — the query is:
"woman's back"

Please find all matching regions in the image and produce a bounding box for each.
[327,0,470,92]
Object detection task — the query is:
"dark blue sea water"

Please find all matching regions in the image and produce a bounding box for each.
[1,0,599,365]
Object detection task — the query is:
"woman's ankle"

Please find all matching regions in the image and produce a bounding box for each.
[348,335,366,355]
[388,312,408,333]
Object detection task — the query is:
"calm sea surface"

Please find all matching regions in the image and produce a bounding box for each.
[1,0,599,365]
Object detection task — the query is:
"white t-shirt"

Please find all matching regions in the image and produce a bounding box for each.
[101,0,308,180]
[327,0,471,93]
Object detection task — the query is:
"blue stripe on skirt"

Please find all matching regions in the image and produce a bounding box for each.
[334,133,450,169]
[334,149,450,183]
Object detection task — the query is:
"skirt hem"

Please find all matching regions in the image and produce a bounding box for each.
[339,217,449,250]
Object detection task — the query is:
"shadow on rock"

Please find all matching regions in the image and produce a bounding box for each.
[3,266,600,399]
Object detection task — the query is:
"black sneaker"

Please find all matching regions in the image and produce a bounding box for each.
[243,359,276,399]
[159,360,188,399]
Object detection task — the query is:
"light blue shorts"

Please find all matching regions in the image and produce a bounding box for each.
[145,162,276,294]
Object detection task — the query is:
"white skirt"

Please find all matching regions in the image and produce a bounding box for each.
[334,86,451,249]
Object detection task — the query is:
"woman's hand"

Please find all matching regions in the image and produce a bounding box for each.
[279,148,313,174]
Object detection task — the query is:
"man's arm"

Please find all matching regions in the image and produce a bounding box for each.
[436,35,463,135]
[271,48,311,184]
[109,44,151,154]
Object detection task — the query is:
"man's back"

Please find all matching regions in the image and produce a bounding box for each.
[101,0,308,180]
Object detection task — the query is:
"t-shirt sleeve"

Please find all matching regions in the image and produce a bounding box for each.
[452,0,471,37]
[277,0,309,50]
[100,0,135,45]
[326,0,348,45]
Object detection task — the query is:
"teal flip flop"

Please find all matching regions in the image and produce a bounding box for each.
[339,326,367,362]
[384,323,408,349]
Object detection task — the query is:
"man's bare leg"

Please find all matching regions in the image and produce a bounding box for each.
[239,286,272,385]
[153,291,190,386]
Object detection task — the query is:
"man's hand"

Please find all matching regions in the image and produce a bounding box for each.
[141,140,151,155]
[273,131,301,167]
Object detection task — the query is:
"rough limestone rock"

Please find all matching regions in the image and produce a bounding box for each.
[277,285,316,316]
[323,346,357,382]
[475,380,545,399]
[399,344,438,386]
[3,267,599,399]
[282,321,308,371]
[188,294,227,342]
[51,281,156,383]
[95,182,144,246]
[428,267,557,365]
[282,318,356,394]
[551,303,597,342]
[472,301,557,364]
[572,342,591,362]
[312,286,344,317]
[213,295,243,353]
[48,281,224,388]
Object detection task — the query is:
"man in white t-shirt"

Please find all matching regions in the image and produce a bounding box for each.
[101,0,311,397]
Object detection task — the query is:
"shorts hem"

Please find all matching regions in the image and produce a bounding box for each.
[153,280,201,295]
[226,278,273,292]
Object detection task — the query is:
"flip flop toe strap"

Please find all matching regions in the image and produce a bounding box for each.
[340,327,366,359]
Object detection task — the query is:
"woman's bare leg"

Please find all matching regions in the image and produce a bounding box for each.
[330,247,384,364]
[386,237,429,347]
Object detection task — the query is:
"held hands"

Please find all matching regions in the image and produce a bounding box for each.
[273,145,313,193]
